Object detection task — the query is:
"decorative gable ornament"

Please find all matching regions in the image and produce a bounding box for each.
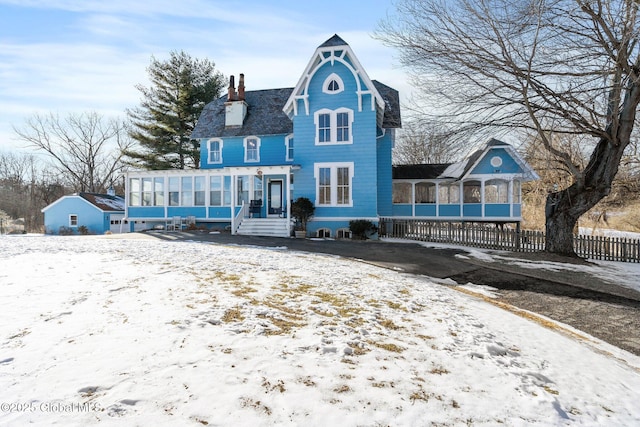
[283,34,386,126]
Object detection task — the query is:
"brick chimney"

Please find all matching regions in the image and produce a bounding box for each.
[225,74,248,127]
[227,75,237,101]
[238,73,245,101]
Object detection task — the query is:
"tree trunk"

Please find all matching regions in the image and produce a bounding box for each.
[545,138,627,256]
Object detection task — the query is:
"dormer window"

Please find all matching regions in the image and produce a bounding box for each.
[323,73,344,94]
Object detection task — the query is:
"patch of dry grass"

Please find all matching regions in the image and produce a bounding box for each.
[221,306,245,323]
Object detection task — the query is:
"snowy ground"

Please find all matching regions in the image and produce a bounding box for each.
[1,234,639,426]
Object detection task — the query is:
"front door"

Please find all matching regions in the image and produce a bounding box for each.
[268,180,283,216]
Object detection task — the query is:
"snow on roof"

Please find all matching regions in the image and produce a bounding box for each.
[79,193,125,211]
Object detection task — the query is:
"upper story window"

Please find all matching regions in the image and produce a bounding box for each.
[244,136,260,162]
[208,139,223,164]
[322,73,344,94]
[314,108,353,145]
[285,134,294,161]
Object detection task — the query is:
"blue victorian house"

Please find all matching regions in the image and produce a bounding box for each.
[122,34,537,238]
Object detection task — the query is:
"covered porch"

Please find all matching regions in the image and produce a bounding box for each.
[124,165,294,237]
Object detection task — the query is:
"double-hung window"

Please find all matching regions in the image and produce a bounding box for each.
[314,162,354,207]
[244,137,260,162]
[285,134,294,161]
[314,108,353,145]
[208,139,223,164]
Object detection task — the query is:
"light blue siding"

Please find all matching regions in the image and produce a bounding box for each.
[200,135,290,169]
[439,205,461,217]
[392,205,412,216]
[292,59,380,219]
[471,148,523,175]
[43,197,115,235]
[463,204,482,217]
[485,204,510,217]
[415,204,437,217]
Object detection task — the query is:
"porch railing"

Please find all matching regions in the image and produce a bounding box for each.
[231,201,248,235]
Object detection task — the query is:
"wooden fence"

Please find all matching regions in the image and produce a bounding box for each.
[378,218,640,263]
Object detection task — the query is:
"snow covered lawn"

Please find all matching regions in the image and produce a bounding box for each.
[1,235,639,426]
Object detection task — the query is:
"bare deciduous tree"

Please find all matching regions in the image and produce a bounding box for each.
[378,0,640,255]
[0,151,66,232]
[14,112,133,193]
[393,120,467,164]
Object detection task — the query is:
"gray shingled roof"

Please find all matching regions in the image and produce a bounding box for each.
[393,164,452,179]
[373,80,402,129]
[192,84,401,139]
[79,193,125,211]
[192,88,294,138]
[319,34,348,48]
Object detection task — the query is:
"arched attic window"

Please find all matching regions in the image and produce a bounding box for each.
[323,73,344,94]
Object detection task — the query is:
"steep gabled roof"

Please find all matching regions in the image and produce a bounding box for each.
[192,88,294,139]
[79,193,125,211]
[283,34,395,128]
[319,34,348,48]
[392,139,538,181]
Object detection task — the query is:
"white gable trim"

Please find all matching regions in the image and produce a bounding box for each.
[41,195,106,214]
[283,42,384,118]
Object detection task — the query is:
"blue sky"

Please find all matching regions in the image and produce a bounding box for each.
[0,0,409,153]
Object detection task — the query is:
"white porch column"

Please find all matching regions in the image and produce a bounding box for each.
[286,168,292,222]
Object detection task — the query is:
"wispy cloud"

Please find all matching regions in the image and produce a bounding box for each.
[0,0,409,152]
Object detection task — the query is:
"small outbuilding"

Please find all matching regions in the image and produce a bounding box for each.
[42,192,126,235]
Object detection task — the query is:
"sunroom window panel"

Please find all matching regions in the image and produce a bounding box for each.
[181,177,193,206]
[485,179,508,203]
[223,176,232,206]
[142,178,153,206]
[237,176,249,205]
[415,182,435,203]
[210,176,222,206]
[393,182,411,204]
[513,180,521,203]
[168,177,179,206]
[129,178,140,206]
[154,178,164,206]
[463,181,481,203]
[194,176,205,206]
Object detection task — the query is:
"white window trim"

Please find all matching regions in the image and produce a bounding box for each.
[314,108,353,145]
[322,73,344,94]
[243,136,261,163]
[314,162,354,207]
[208,138,223,164]
[285,134,294,161]
[69,214,78,227]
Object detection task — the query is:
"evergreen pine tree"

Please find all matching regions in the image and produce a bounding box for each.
[125,51,225,170]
